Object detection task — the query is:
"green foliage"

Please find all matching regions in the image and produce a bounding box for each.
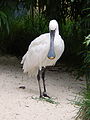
[23,13,48,35]
[76,35,90,120]
[83,35,90,90]
[77,1,90,74]
[32,96,59,104]
[0,10,9,33]
[78,35,90,90]
[0,13,48,56]
[83,34,90,64]
[80,2,90,37]
[84,35,90,46]
[61,19,83,59]
[0,0,89,59]
[76,90,90,120]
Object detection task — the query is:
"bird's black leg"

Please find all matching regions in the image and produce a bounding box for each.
[37,70,42,98]
[42,67,50,98]
[42,67,46,93]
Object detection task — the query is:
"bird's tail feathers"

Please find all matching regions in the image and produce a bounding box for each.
[21,54,26,64]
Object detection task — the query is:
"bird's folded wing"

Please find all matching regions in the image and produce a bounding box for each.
[21,34,49,75]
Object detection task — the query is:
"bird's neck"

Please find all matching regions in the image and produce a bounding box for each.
[55,28,59,36]
[56,25,59,35]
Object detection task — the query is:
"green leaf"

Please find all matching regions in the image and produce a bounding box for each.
[84,40,90,46]
[0,18,1,27]
[0,11,9,33]
[87,14,90,17]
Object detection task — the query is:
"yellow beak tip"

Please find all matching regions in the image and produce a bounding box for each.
[48,57,55,60]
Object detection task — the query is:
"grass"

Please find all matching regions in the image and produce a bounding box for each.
[31,96,59,105]
[75,90,90,120]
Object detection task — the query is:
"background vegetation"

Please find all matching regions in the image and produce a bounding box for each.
[0,0,90,119]
[0,0,89,57]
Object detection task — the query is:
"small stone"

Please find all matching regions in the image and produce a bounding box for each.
[19,86,26,89]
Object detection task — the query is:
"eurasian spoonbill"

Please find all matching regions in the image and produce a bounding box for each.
[21,20,64,98]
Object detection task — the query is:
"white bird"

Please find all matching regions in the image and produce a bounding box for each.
[21,20,64,98]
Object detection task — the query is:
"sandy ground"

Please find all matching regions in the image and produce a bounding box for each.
[0,56,85,120]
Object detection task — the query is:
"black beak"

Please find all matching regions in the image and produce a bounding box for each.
[47,30,56,60]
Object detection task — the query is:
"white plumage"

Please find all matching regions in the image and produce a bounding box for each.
[21,20,64,77]
[21,20,65,97]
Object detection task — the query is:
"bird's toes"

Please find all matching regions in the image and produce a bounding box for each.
[43,92,51,98]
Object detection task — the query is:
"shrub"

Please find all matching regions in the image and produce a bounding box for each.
[76,34,90,120]
[0,13,48,56]
[60,19,84,64]
[76,90,90,120]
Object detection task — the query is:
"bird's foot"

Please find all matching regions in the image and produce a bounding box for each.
[43,92,50,98]
[39,92,50,98]
[39,92,45,98]
[39,95,43,98]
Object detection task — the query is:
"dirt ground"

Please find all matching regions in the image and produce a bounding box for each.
[0,56,85,120]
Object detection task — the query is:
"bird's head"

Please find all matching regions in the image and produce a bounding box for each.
[47,20,59,60]
[49,20,58,31]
